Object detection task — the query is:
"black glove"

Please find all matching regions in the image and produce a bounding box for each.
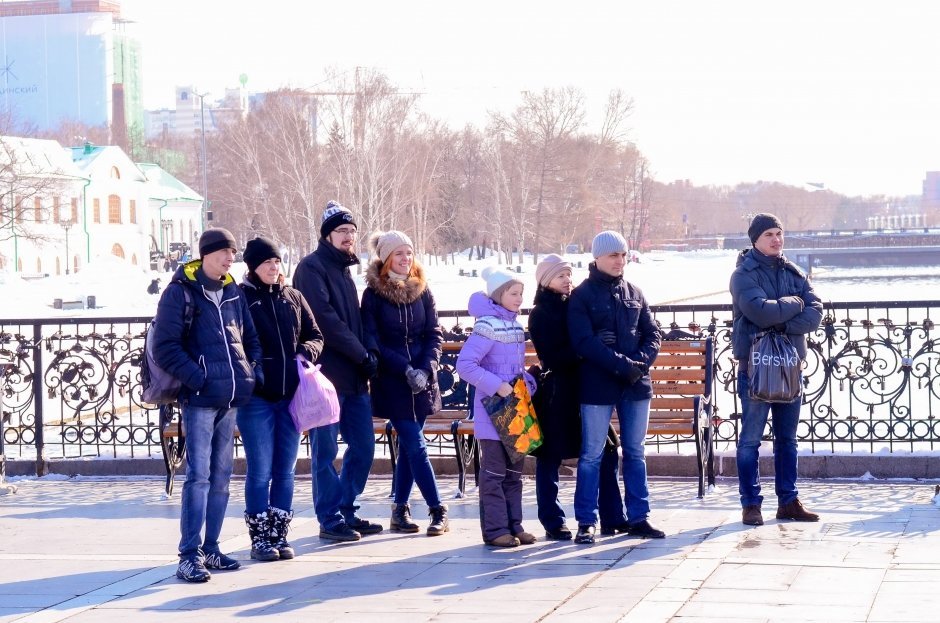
[625,363,643,385]
[359,351,379,379]
[614,354,644,384]
[597,330,617,345]
[253,363,265,388]
[772,323,787,333]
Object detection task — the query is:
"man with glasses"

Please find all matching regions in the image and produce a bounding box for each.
[292,200,383,541]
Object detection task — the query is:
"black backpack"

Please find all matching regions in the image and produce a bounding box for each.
[141,284,195,405]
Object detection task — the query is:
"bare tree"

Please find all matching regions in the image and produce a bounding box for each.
[509,88,586,263]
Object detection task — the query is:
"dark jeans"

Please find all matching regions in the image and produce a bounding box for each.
[478,439,524,541]
[736,372,801,508]
[391,415,442,508]
[178,405,236,560]
[310,391,375,528]
[236,395,301,514]
[535,448,626,531]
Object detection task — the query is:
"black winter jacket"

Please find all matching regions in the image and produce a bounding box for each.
[729,248,823,366]
[528,286,582,461]
[292,240,370,395]
[152,260,262,409]
[240,274,324,402]
[568,263,661,404]
[361,261,443,421]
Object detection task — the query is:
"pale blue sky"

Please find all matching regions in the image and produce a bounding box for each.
[123,0,940,197]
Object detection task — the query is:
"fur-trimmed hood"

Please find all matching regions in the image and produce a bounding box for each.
[365,259,428,305]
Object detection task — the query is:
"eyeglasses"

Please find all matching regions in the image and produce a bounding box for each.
[333,227,358,236]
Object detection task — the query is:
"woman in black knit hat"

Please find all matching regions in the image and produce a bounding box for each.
[237,236,324,562]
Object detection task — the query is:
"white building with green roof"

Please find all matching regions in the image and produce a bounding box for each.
[0,137,201,276]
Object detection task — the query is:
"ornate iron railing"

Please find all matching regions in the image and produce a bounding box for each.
[1,300,939,475]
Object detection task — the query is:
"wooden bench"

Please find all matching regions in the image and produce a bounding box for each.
[644,335,716,498]
[375,337,716,499]
[159,335,716,499]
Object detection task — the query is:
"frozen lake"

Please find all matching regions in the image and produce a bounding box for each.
[1,249,937,320]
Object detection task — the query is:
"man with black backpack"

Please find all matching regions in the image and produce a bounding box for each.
[151,227,263,583]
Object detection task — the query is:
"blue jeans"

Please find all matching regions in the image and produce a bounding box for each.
[574,400,652,526]
[309,391,375,528]
[236,395,301,514]
[536,449,625,531]
[178,405,236,560]
[391,415,442,507]
[736,372,801,508]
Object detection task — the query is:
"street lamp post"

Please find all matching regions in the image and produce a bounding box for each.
[61,219,73,275]
[196,91,210,232]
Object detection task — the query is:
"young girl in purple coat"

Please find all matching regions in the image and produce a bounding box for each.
[456,267,537,547]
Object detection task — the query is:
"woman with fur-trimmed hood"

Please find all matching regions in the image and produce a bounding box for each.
[360,230,448,536]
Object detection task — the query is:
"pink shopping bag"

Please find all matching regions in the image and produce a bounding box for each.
[288,355,340,433]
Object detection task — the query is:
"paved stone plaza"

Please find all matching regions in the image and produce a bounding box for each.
[1,475,939,622]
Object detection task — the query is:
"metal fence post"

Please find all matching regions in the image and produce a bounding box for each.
[32,323,46,477]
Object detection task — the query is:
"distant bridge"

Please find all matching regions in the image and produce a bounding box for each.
[789,245,940,276]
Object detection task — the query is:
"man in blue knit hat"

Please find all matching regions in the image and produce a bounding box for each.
[567,230,664,544]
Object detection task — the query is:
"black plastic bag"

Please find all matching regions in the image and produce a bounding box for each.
[748,331,802,403]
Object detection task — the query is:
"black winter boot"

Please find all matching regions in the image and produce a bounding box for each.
[427,504,449,536]
[390,503,420,533]
[270,507,295,559]
[244,510,279,562]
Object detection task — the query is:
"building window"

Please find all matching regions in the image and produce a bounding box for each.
[71,198,79,223]
[14,196,22,223]
[93,199,101,223]
[108,195,121,224]
[111,243,125,259]
[129,199,137,224]
[34,197,42,222]
[111,166,121,179]
[53,196,61,222]
[36,257,41,273]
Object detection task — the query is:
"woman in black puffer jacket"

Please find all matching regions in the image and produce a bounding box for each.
[237,237,323,563]
[361,230,448,537]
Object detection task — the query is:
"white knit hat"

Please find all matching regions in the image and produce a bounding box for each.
[481,266,521,299]
[591,230,629,258]
[368,230,414,263]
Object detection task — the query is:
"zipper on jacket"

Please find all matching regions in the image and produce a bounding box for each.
[270,292,288,396]
[205,286,238,408]
[401,300,419,422]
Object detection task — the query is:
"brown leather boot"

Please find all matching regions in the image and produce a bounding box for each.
[742,505,764,526]
[776,498,819,522]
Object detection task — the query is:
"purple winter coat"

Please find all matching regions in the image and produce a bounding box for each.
[455,291,536,441]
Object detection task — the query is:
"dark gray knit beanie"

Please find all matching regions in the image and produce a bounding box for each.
[199,227,237,257]
[747,213,784,244]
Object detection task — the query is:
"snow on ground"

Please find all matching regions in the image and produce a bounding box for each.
[0,249,739,320]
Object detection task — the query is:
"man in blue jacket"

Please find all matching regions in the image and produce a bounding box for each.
[568,230,663,544]
[730,213,823,526]
[152,227,263,583]
[292,201,383,542]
